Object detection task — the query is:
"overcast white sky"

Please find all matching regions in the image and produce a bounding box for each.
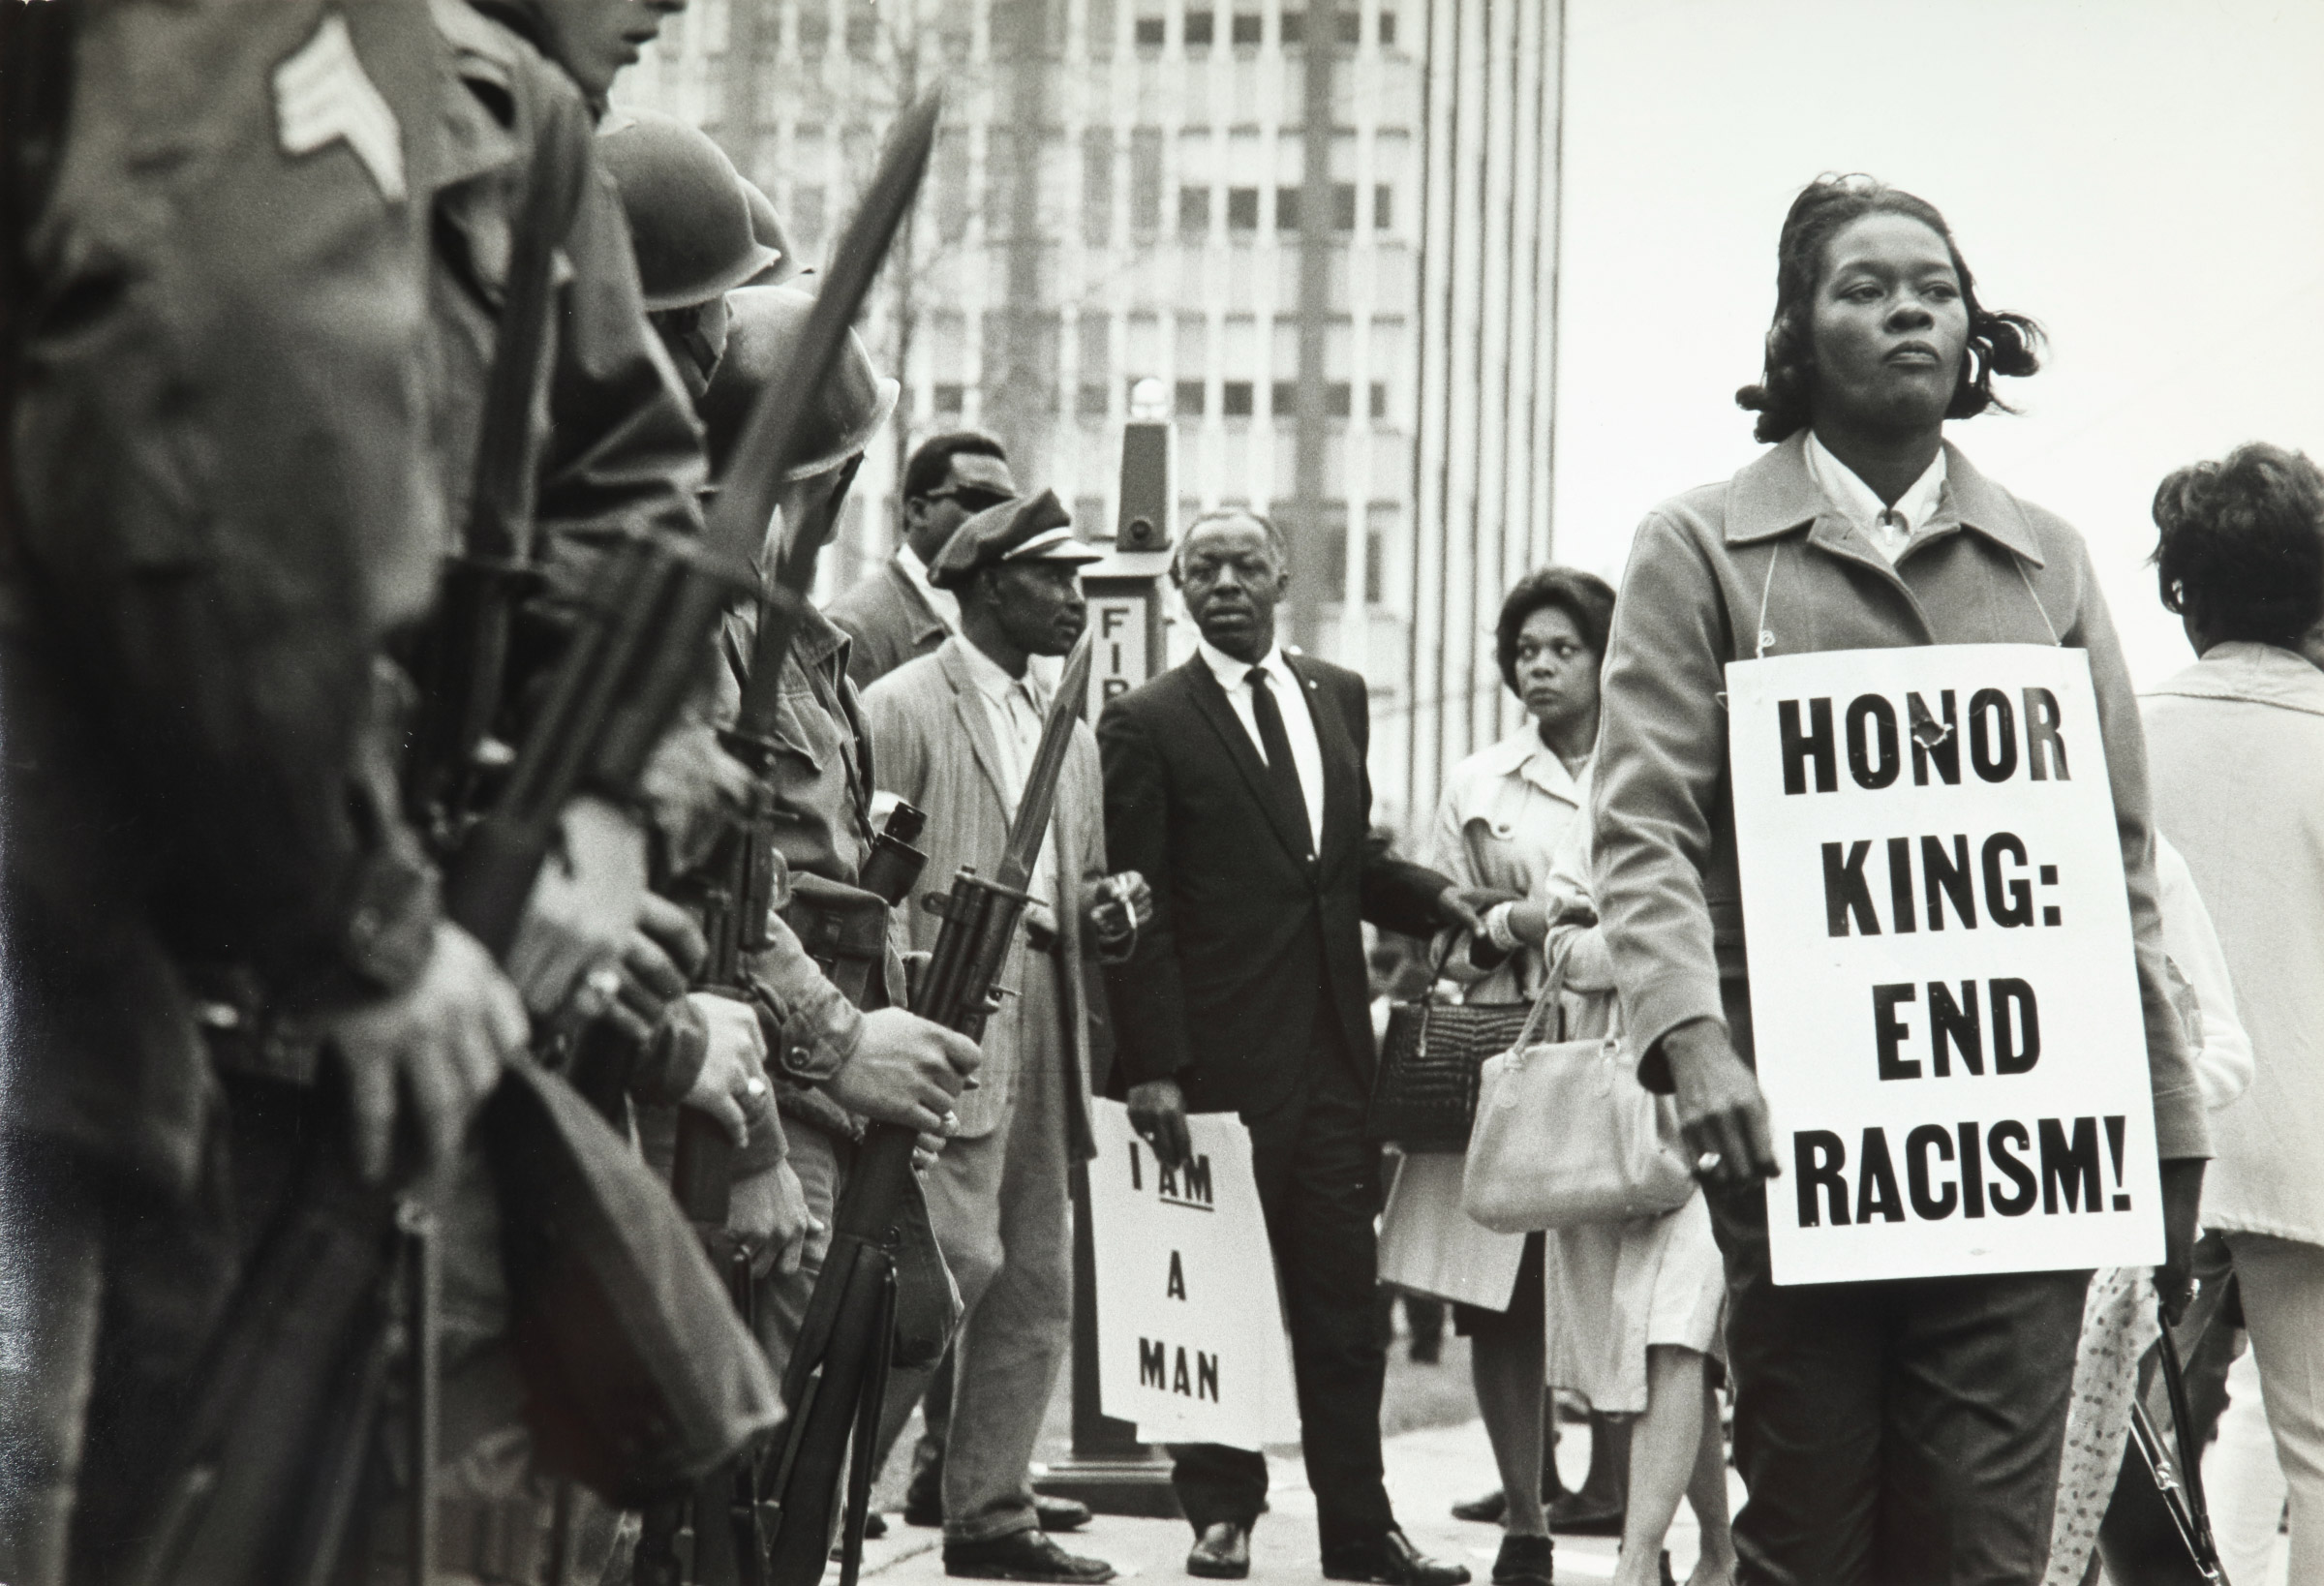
[1549,0,2324,688]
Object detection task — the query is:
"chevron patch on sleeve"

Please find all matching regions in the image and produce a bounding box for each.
[273,13,407,202]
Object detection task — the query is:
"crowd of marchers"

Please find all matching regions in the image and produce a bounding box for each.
[2,7,2320,1586]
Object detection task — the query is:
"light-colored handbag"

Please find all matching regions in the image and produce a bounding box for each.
[1459,961,1697,1234]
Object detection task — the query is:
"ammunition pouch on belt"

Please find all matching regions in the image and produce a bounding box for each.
[780,869,894,1011]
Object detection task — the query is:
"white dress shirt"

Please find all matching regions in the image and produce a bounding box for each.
[1805,429,1947,565]
[897,542,963,634]
[1197,636,1327,850]
[952,634,1057,898]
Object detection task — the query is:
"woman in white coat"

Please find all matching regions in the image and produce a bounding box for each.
[1376,568,1617,1586]
[1480,799,1735,1586]
[2139,441,2324,1583]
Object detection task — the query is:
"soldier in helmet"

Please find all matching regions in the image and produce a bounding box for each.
[689,282,987,1379]
[739,177,803,287]
[596,109,779,401]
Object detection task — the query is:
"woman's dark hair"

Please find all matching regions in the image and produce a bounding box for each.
[1496,567,1616,695]
[1736,174,2044,444]
[2151,442,2324,648]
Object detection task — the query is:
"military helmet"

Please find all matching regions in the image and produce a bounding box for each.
[596,111,779,312]
[697,285,900,482]
[737,179,800,287]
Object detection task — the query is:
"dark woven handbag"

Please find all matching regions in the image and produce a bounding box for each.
[1364,941,1535,1152]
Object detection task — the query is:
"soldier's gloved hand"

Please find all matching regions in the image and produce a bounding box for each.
[717,1162,817,1280]
[508,796,648,1015]
[683,991,773,1146]
[821,1007,981,1135]
[324,922,529,1184]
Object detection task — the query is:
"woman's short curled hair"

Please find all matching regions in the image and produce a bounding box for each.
[2151,442,2324,649]
[1496,567,1616,696]
[1736,174,2044,444]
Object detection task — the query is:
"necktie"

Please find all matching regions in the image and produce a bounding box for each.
[1246,666,1315,860]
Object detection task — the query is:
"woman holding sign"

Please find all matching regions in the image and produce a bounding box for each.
[1590,174,2211,1584]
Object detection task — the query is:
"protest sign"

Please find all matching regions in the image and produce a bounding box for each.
[1726,644,2165,1285]
[1086,1099,1299,1449]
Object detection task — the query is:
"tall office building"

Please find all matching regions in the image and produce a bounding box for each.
[618,0,1561,831]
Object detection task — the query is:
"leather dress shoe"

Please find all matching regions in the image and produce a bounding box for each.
[1323,1529,1473,1586]
[944,1529,1116,1583]
[1036,1494,1093,1533]
[1186,1520,1251,1579]
[1490,1534,1552,1586]
[1544,1492,1623,1537]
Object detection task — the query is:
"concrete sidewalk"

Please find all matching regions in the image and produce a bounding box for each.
[853,1416,1732,1585]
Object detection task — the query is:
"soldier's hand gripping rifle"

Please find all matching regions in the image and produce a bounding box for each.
[756,629,1097,1586]
[121,94,758,1586]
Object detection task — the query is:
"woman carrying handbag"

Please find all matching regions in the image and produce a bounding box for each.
[1461,791,1735,1586]
[1373,570,1630,1585]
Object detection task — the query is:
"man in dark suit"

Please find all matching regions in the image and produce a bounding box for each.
[1099,511,1479,1586]
[826,431,1019,688]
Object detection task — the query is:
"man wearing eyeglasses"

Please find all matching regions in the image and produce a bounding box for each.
[829,431,1020,688]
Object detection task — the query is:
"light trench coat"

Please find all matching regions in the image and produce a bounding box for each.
[1375,727,1584,1311]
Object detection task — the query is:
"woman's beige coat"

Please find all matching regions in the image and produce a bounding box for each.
[1592,432,2210,1161]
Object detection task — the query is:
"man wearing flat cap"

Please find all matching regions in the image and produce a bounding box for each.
[863,490,1154,1584]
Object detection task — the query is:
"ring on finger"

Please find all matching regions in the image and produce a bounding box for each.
[1696,1149,1724,1174]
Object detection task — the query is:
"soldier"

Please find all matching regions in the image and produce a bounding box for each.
[739,177,803,287]
[691,283,985,1377]
[596,109,778,402]
[0,3,530,1580]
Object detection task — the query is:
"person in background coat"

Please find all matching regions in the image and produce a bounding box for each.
[864,491,1151,1583]
[1590,174,2209,1585]
[1100,509,1481,1586]
[2140,441,2324,1584]
[828,431,1020,688]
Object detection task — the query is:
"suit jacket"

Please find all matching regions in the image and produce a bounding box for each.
[826,557,950,690]
[1098,651,1451,1115]
[862,640,1105,1157]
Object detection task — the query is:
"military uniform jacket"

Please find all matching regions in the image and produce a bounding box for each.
[5,0,450,1192]
[428,0,707,619]
[712,600,897,1144]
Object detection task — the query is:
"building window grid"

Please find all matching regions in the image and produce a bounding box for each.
[652,3,1425,652]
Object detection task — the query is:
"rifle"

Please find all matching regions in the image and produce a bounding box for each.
[613,90,944,1586]
[758,629,1097,1586]
[410,89,590,843]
